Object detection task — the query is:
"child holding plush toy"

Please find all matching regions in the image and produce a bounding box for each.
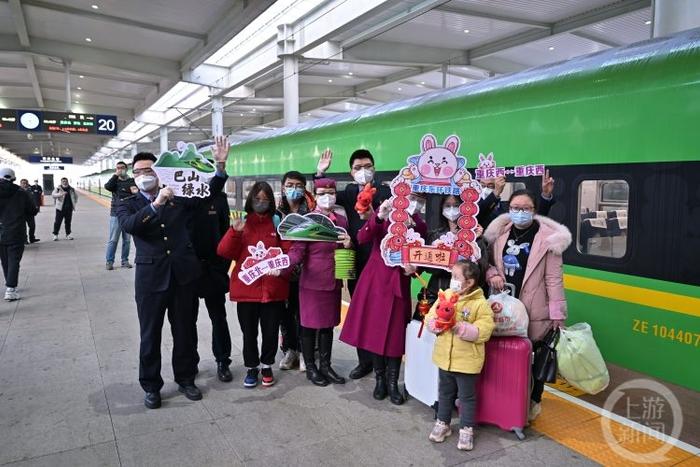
[425,260,495,451]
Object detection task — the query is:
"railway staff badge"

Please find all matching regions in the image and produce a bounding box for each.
[238,241,290,285]
[153,141,217,198]
[380,133,482,271]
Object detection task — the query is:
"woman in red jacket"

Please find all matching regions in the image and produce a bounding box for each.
[217,182,289,388]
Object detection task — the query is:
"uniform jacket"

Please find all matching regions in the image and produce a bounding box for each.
[29,184,43,210]
[104,174,137,216]
[52,186,78,211]
[217,212,290,303]
[484,214,572,341]
[116,174,226,297]
[0,182,39,244]
[191,192,232,297]
[426,288,495,374]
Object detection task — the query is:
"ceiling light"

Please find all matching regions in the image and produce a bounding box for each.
[645,20,651,25]
[75,94,81,98]
[79,75,85,79]
[397,87,402,91]
[251,108,256,112]
[463,29,470,33]
[420,81,425,85]
[306,113,311,116]
[328,79,333,83]
[77,86,82,90]
[348,72,353,76]
[240,113,244,116]
[548,46,555,51]
[75,100,80,103]
[91,4,99,9]
[85,37,92,42]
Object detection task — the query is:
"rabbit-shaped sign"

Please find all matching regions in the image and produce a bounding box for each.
[238,241,290,285]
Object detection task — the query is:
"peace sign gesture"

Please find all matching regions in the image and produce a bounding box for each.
[541,169,554,198]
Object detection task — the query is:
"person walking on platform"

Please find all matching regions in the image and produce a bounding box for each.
[191,191,233,382]
[117,137,229,409]
[315,148,391,380]
[340,197,427,405]
[29,180,43,211]
[0,169,38,301]
[276,170,315,372]
[484,189,571,422]
[52,177,77,241]
[19,179,39,244]
[285,177,351,386]
[104,161,136,270]
[217,182,289,388]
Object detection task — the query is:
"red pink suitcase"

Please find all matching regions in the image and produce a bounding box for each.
[475,336,532,440]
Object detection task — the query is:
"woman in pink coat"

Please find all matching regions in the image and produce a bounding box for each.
[340,196,427,405]
[483,189,571,421]
[286,178,351,387]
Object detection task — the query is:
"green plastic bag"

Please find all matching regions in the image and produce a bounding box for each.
[555,323,610,395]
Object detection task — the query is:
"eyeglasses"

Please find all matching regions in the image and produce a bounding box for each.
[284,183,304,189]
[352,163,374,171]
[133,168,155,176]
[509,206,534,213]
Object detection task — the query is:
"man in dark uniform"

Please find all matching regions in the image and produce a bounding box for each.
[19,179,39,244]
[315,148,391,380]
[29,180,43,211]
[190,191,233,382]
[117,136,229,409]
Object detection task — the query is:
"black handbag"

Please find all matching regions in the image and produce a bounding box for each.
[533,327,560,383]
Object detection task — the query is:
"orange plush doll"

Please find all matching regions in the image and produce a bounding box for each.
[433,291,458,333]
[354,183,376,214]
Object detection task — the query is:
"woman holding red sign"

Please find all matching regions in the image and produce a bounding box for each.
[339,194,427,405]
[217,181,290,389]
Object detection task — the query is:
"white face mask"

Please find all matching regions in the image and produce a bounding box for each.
[449,278,463,293]
[316,194,336,209]
[135,175,158,192]
[480,187,493,200]
[406,199,425,215]
[442,206,460,221]
[353,168,374,185]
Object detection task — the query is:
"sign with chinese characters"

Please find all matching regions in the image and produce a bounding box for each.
[238,241,290,285]
[29,155,73,164]
[153,141,216,198]
[380,134,482,271]
[474,152,545,179]
[0,109,117,135]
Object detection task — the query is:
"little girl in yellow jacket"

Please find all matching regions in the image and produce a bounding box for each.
[425,260,494,451]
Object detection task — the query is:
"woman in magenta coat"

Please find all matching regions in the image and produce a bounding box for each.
[340,196,427,405]
[286,178,352,387]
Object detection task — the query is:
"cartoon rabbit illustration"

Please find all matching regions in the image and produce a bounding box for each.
[503,240,530,276]
[408,134,464,186]
[477,152,496,169]
[248,241,269,260]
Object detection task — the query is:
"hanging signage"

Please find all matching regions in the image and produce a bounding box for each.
[43,165,65,171]
[0,109,117,135]
[29,155,73,164]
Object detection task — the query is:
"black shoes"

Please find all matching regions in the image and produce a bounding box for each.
[144,391,161,409]
[217,362,233,382]
[318,330,345,385]
[372,354,387,400]
[302,332,329,386]
[178,383,203,401]
[30,238,40,243]
[349,363,373,380]
[386,357,405,405]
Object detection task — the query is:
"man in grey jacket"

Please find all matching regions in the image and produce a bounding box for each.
[52,177,78,241]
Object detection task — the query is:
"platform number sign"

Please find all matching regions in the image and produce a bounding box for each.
[95,115,118,135]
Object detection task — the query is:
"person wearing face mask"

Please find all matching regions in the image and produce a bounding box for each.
[116,136,229,409]
[477,171,556,229]
[217,181,290,389]
[339,197,427,405]
[276,171,316,372]
[51,177,78,241]
[425,260,494,451]
[285,178,351,386]
[315,148,392,380]
[104,161,137,270]
[414,196,489,319]
[483,189,571,422]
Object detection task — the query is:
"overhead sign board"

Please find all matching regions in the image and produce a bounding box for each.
[29,155,73,164]
[0,109,117,135]
[43,165,65,171]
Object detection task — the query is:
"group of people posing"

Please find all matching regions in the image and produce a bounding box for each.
[114,139,571,452]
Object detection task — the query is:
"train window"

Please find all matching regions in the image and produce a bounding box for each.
[242,180,256,201]
[577,179,629,258]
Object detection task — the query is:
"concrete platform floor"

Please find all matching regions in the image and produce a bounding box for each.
[0,195,598,466]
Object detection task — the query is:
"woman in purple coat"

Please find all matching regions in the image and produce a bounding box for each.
[286,178,352,386]
[340,196,427,405]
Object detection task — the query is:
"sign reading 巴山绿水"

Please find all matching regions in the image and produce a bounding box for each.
[153,141,217,198]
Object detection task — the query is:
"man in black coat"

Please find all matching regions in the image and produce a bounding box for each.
[29,180,43,211]
[19,179,39,244]
[315,148,391,380]
[116,137,229,409]
[0,169,38,301]
[190,191,233,382]
[104,161,137,270]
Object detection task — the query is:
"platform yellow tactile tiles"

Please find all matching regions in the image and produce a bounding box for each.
[532,391,697,465]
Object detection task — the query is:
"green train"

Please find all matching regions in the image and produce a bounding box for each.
[81,28,700,393]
